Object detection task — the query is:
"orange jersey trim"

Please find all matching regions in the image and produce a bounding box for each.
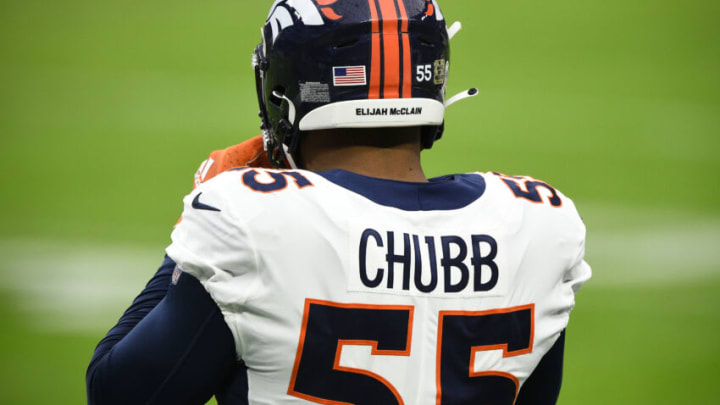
[288,299,414,405]
[435,304,535,405]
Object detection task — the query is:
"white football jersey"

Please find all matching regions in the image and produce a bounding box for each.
[167,168,591,405]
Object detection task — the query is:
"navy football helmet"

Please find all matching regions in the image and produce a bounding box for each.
[253,0,476,167]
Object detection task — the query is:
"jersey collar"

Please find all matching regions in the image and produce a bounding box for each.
[317,170,486,211]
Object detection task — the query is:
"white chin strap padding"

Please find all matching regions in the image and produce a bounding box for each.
[447,21,462,40]
[445,88,478,108]
[272,90,297,125]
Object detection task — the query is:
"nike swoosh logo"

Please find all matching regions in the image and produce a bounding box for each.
[192,192,221,212]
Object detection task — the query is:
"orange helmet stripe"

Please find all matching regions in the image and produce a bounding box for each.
[368,0,382,99]
[377,0,401,99]
[397,0,412,98]
[367,0,413,99]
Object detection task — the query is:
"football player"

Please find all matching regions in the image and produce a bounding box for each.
[87,1,591,404]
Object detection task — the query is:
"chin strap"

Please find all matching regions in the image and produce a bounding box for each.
[282,144,299,169]
[272,90,297,125]
[445,88,479,108]
[447,21,462,40]
[271,90,300,169]
[444,22,478,109]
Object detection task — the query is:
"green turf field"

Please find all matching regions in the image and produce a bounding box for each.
[1,0,718,403]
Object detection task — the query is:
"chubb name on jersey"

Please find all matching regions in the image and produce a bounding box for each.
[350,226,503,297]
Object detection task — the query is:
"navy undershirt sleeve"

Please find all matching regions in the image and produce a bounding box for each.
[516,329,566,405]
[87,260,239,405]
[88,255,177,375]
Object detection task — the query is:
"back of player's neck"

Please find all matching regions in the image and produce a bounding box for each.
[299,129,428,182]
[303,144,428,183]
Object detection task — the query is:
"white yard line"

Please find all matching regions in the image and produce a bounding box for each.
[0,240,165,333]
[586,223,720,286]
